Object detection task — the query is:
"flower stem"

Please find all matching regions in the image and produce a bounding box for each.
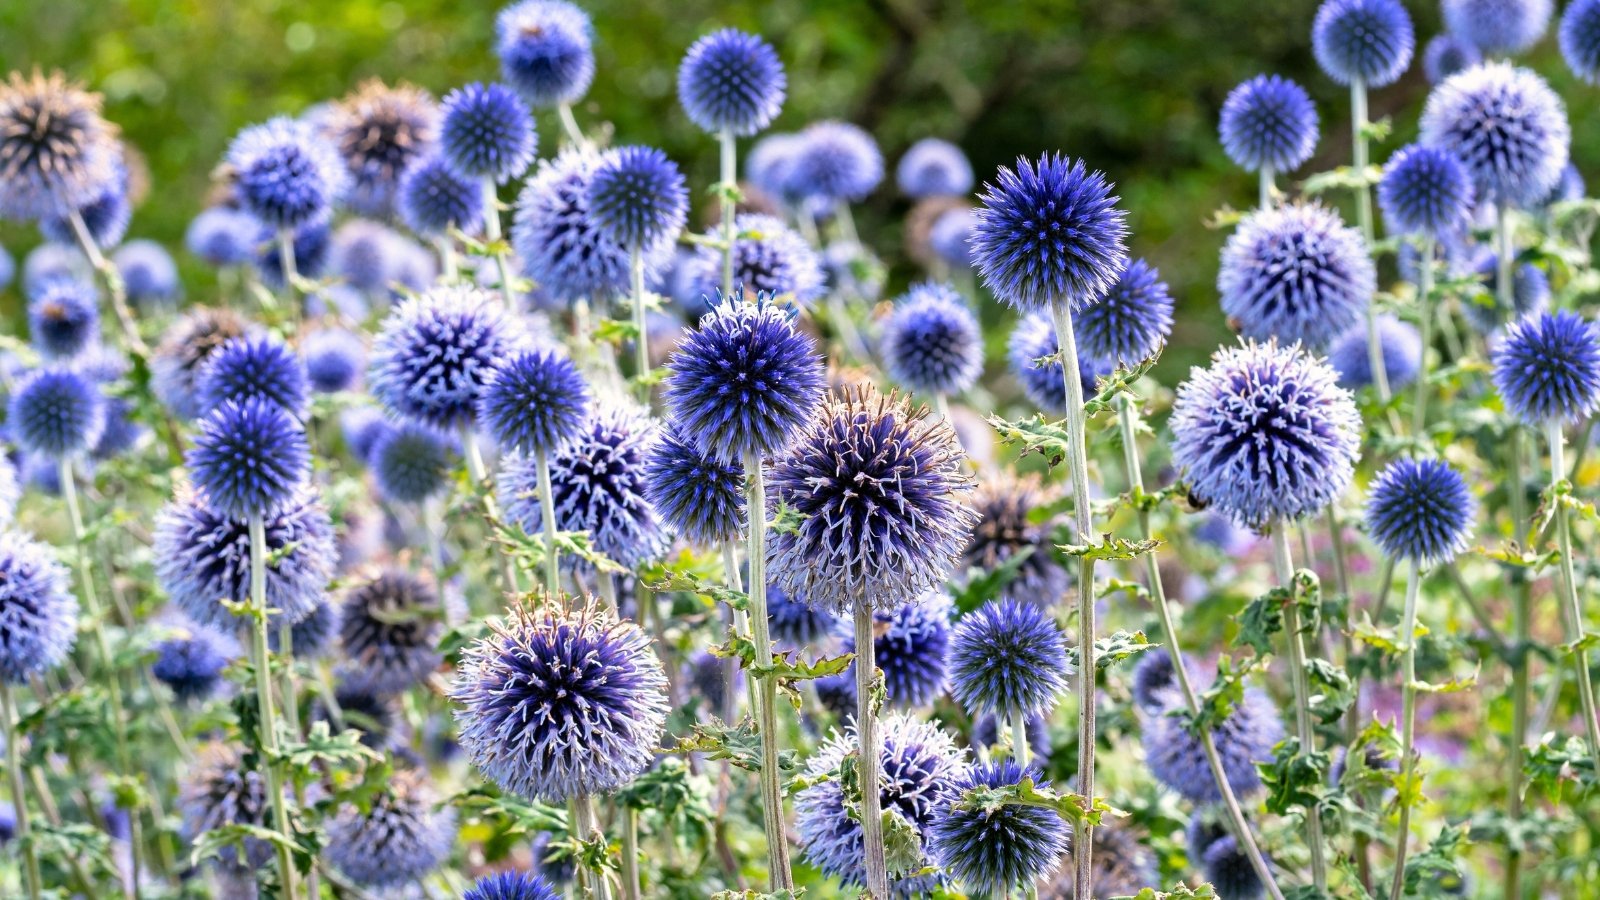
[572,793,612,900]
[721,541,754,722]
[67,209,149,358]
[1388,559,1423,900]
[557,103,586,149]
[1411,237,1436,440]
[481,177,521,311]
[534,446,561,598]
[1496,204,1515,326]
[1259,165,1274,210]
[460,426,523,596]
[436,236,459,282]
[630,246,651,404]
[1547,421,1600,757]
[1351,77,1391,404]
[854,603,889,898]
[249,513,300,900]
[743,453,795,891]
[1011,715,1031,769]
[0,679,43,899]
[719,129,738,299]
[1271,519,1328,893]
[1505,428,1533,898]
[621,805,642,900]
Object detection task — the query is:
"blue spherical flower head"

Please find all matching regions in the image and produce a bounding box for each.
[1563,0,1600,82]
[682,214,826,307]
[880,282,984,397]
[0,531,78,683]
[226,116,348,230]
[766,582,836,650]
[369,285,521,429]
[897,137,974,199]
[1171,341,1362,528]
[663,295,826,464]
[38,152,130,249]
[1329,315,1422,391]
[824,594,953,710]
[1312,0,1415,87]
[272,592,340,657]
[929,207,977,269]
[643,423,746,547]
[370,423,456,505]
[1444,0,1552,55]
[452,599,669,802]
[513,151,666,304]
[28,279,99,360]
[0,71,120,221]
[180,742,279,872]
[677,28,787,137]
[326,767,457,888]
[152,628,232,702]
[477,348,589,454]
[113,239,180,307]
[1219,75,1320,175]
[1492,310,1600,425]
[929,760,1069,897]
[399,154,484,237]
[1220,203,1374,350]
[964,474,1071,607]
[1144,668,1284,803]
[22,244,90,301]
[196,335,310,417]
[186,206,261,267]
[496,0,595,108]
[796,713,965,895]
[323,79,440,218]
[303,329,365,394]
[1189,816,1271,900]
[788,121,884,202]
[746,132,805,202]
[466,871,561,900]
[1423,34,1482,85]
[337,569,444,696]
[186,397,310,519]
[1365,457,1476,564]
[440,82,538,183]
[972,153,1129,313]
[1421,63,1570,211]
[1007,309,1115,414]
[588,145,689,250]
[1464,248,1549,333]
[948,597,1071,720]
[8,366,104,458]
[151,308,250,421]
[768,387,977,614]
[1378,144,1476,239]
[1074,257,1175,365]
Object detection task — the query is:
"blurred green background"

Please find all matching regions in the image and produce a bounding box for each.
[1,0,1594,368]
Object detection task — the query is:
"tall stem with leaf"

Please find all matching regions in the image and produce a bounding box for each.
[1388,560,1423,900]
[249,514,299,900]
[1,679,43,900]
[719,129,738,299]
[1547,422,1600,756]
[481,178,521,311]
[742,454,794,891]
[1271,520,1328,893]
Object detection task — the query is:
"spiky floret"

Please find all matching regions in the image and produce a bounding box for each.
[495,0,595,108]
[1219,75,1320,175]
[195,335,309,417]
[787,120,884,202]
[767,386,976,614]
[368,285,521,428]
[1311,0,1415,87]
[970,153,1129,313]
[179,742,277,871]
[186,397,309,518]
[1188,816,1271,900]
[325,767,458,888]
[151,308,250,421]
[114,239,180,305]
[767,582,836,649]
[1218,203,1374,350]
[1491,309,1600,424]
[399,154,484,236]
[948,597,1072,720]
[370,423,456,504]
[271,593,339,657]
[1443,0,1552,55]
[929,206,977,269]
[0,530,78,684]
[451,599,670,802]
[37,149,130,250]
[1328,314,1422,391]
[476,348,590,454]
[465,871,561,900]
[642,423,747,547]
[1170,341,1361,528]
[7,366,104,458]
[303,328,365,394]
[963,474,1071,607]
[27,278,99,360]
[1377,144,1476,239]
[1562,0,1600,82]
[822,594,953,709]
[1142,657,1284,803]
[312,683,400,749]
[151,628,232,702]
[1074,257,1175,365]
[336,569,444,696]
[1423,34,1481,84]
[1007,308,1114,415]
[0,70,120,220]
[928,760,1069,897]
[322,79,439,217]
[680,214,826,307]
[439,82,538,183]
[226,116,348,229]
[1463,248,1549,333]
[186,206,261,267]
[677,28,787,137]
[880,281,984,397]
[588,145,689,249]
[897,137,974,199]
[1420,63,1570,210]
[1365,457,1476,564]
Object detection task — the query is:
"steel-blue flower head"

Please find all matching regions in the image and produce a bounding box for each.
[91,396,141,461]
[1542,162,1587,208]
[151,307,249,422]
[795,713,965,895]
[1492,309,1600,424]
[964,474,1070,608]
[822,594,952,711]
[0,243,12,291]
[767,387,976,614]
[588,145,689,250]
[1143,659,1284,803]
[897,137,974,199]
[370,423,456,505]
[185,396,310,519]
[662,293,826,465]
[466,871,561,900]
[1378,144,1476,239]
[369,285,521,428]
[1006,308,1115,414]
[27,278,99,360]
[152,628,232,703]
[37,151,130,249]
[1219,75,1320,175]
[323,79,439,218]
[271,592,339,657]
[642,423,746,547]
[768,582,836,649]
[681,213,826,307]
[114,239,180,307]
[787,121,884,203]
[1421,63,1569,210]
[1219,203,1374,349]
[1188,817,1271,900]
[226,116,347,229]
[0,530,77,683]
[1423,34,1482,85]
[1074,257,1174,365]
[1171,341,1361,528]
[1365,457,1476,564]
[1465,248,1549,333]
[513,151,667,304]
[180,743,277,872]
[971,153,1129,313]
[22,243,90,301]
[948,597,1071,721]
[326,767,457,888]
[477,348,589,455]
[929,207,977,269]
[1329,314,1422,391]
[0,71,120,221]
[399,154,484,237]
[327,219,407,295]
[496,0,595,108]
[303,328,365,394]
[880,281,984,397]
[337,569,444,696]
[439,82,538,184]
[1444,0,1552,54]
[677,28,787,137]
[154,484,336,632]
[452,598,669,802]
[196,335,310,417]
[928,760,1069,898]
[186,207,261,268]
[1312,0,1415,87]
[8,366,104,458]
[1563,0,1600,82]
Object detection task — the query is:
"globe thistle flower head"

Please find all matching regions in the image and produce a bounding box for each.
[1130,650,1189,714]
[787,121,884,202]
[1329,314,1422,391]
[963,474,1070,607]
[745,132,805,202]
[1378,144,1476,239]
[195,335,310,417]
[677,28,787,137]
[948,597,1072,720]
[972,153,1129,313]
[303,328,365,394]
[151,628,231,702]
[226,116,347,229]
[1145,677,1284,804]
[1219,75,1320,175]
[1219,203,1375,350]
[662,293,826,465]
[270,592,339,657]
[22,243,90,301]
[1188,817,1270,900]
[0,70,120,220]
[588,145,689,249]
[0,530,78,683]
[1074,257,1175,365]
[27,278,99,360]
[399,154,484,236]
[369,285,521,428]
[496,0,595,108]
[1365,457,1475,564]
[186,206,261,267]
[642,423,746,547]
[1423,34,1482,85]
[681,214,825,307]
[880,281,984,397]
[323,79,439,218]
[452,598,669,802]
[767,386,977,614]
[1312,0,1415,87]
[929,207,977,269]
[37,155,130,250]
[113,239,180,306]
[326,767,457,888]
[767,582,835,649]
[466,872,561,900]
[151,307,249,421]
[1044,824,1159,899]
[179,743,275,871]
[185,397,310,519]
[476,348,589,454]
[1443,0,1552,55]
[439,82,538,183]
[1563,0,1600,82]
[370,423,456,505]
[1007,308,1115,414]
[253,220,331,290]
[897,137,974,199]
[1171,341,1361,528]
[312,683,400,749]
[1492,309,1600,424]
[8,366,104,458]
[929,760,1069,898]
[513,151,662,304]
[337,569,445,696]
[1464,249,1549,333]
[341,406,393,465]
[1421,63,1570,210]
[827,594,953,709]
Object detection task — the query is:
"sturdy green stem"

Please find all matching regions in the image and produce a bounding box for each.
[719,129,738,299]
[277,228,300,297]
[557,103,586,149]
[1259,165,1274,210]
[460,427,522,596]
[743,454,794,891]
[535,447,561,597]
[854,603,889,898]
[1412,237,1436,440]
[621,805,642,900]
[597,572,619,612]
[721,542,754,722]
[1351,77,1391,403]
[436,236,459,282]
[1506,428,1532,899]
[572,793,611,900]
[1272,521,1328,893]
[250,514,300,900]
[1389,561,1423,900]
[630,246,651,403]
[1,680,43,899]
[68,209,149,358]
[1547,421,1600,756]
[835,203,860,246]
[1011,715,1031,768]
[481,177,521,311]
